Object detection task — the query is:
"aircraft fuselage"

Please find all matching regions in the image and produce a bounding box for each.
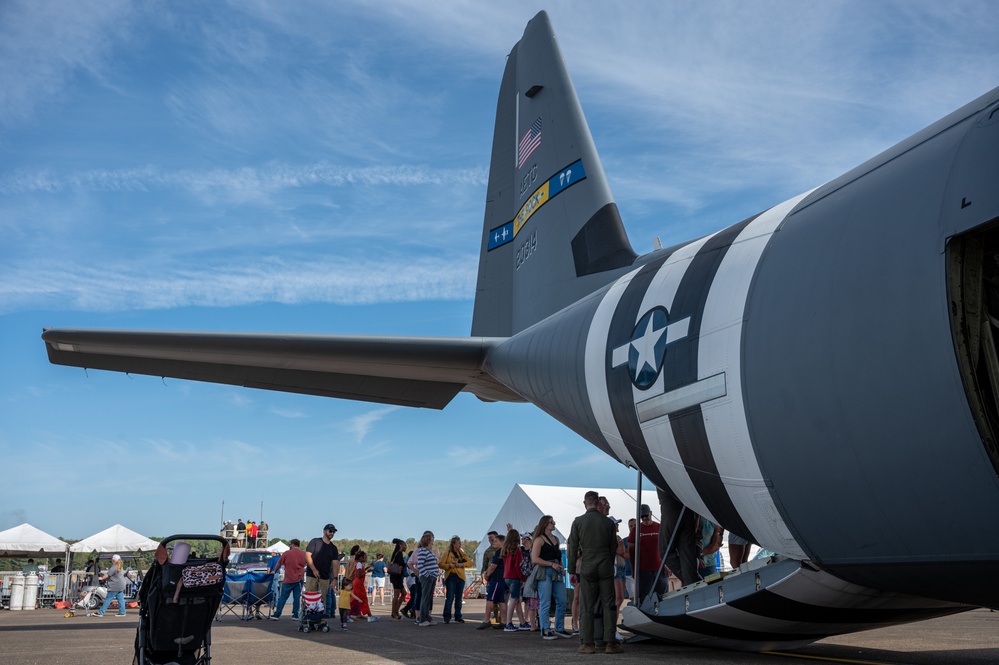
[486,86,999,611]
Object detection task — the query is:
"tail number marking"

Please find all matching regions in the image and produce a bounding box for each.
[515,230,538,270]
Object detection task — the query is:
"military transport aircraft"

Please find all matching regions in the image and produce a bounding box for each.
[42,10,999,651]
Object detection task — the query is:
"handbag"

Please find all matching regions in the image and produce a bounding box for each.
[388,561,402,575]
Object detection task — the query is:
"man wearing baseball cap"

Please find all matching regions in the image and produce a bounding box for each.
[305,524,340,611]
[627,504,667,602]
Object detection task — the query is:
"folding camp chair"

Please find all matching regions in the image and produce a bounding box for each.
[215,575,248,621]
[242,572,274,620]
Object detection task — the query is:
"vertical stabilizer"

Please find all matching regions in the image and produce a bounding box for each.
[471,11,636,338]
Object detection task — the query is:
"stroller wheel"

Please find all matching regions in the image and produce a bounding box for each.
[321,625,330,633]
[303,625,310,633]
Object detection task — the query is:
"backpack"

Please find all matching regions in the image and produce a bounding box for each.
[519,546,533,578]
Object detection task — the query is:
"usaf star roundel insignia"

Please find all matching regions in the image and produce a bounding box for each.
[627,306,670,390]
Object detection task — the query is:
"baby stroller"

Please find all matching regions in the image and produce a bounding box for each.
[133,534,228,665]
[298,591,330,633]
[64,585,107,617]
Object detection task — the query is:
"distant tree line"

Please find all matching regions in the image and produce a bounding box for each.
[2,536,482,573]
[329,537,480,561]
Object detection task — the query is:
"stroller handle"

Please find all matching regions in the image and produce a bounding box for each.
[159,534,228,547]
[157,534,230,565]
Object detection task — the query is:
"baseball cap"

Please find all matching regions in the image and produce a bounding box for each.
[640,504,651,517]
[324,524,337,532]
[111,554,121,562]
[609,516,622,524]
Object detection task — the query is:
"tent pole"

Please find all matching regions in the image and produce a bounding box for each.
[633,468,642,606]
[63,543,71,601]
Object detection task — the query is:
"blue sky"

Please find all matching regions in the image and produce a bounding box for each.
[2,1,998,544]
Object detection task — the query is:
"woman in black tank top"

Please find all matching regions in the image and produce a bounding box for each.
[539,534,560,562]
[530,515,568,639]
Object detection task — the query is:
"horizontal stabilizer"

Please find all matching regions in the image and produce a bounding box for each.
[41,329,521,408]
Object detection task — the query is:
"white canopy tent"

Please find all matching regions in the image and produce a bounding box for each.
[266,541,289,554]
[473,484,661,570]
[0,523,73,602]
[0,523,70,558]
[69,524,159,555]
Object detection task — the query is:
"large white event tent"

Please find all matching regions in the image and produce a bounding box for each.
[69,524,159,556]
[474,484,661,570]
[0,523,70,559]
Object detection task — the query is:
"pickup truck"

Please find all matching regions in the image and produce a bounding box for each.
[226,549,274,575]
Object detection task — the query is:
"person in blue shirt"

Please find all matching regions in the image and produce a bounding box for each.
[698,519,724,579]
[370,553,387,605]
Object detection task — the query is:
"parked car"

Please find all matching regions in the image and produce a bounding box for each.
[227,550,274,574]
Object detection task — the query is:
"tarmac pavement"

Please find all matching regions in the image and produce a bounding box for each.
[1,599,997,665]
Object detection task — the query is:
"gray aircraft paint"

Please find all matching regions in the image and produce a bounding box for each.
[471,10,634,339]
[740,88,999,608]
[469,9,999,622]
[41,9,999,649]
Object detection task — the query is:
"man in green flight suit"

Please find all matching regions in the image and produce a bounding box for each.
[567,490,622,654]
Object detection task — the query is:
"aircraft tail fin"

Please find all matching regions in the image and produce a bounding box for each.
[471,11,636,338]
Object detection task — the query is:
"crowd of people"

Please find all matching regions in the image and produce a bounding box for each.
[238,492,748,654]
[46,491,738,638]
[220,519,268,548]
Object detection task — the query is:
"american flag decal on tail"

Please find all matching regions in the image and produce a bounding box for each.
[517,117,542,169]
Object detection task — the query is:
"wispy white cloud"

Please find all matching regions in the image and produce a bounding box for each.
[221,391,254,409]
[0,0,137,128]
[345,440,391,463]
[547,1,999,214]
[445,445,496,467]
[0,163,486,199]
[269,406,307,419]
[0,160,486,315]
[4,3,998,314]
[214,0,999,234]
[347,406,399,444]
[0,254,477,314]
